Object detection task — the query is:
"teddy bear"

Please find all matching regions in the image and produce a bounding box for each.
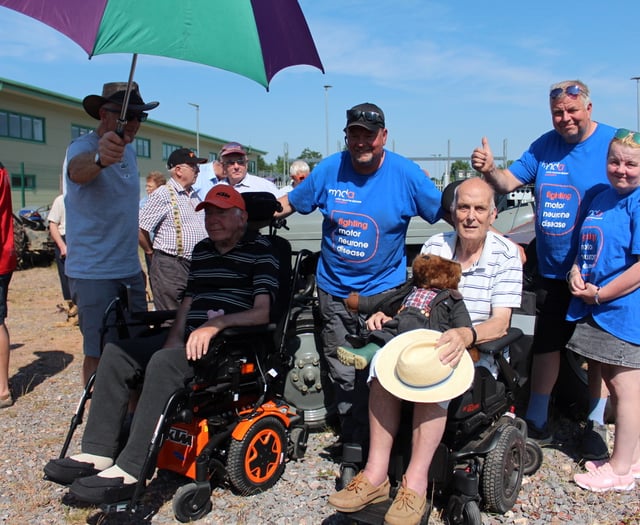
[338,253,472,370]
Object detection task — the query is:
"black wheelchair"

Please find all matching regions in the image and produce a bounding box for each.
[338,320,543,525]
[47,193,333,522]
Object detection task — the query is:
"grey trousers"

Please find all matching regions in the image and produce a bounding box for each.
[80,331,193,478]
[149,251,190,311]
[317,286,400,446]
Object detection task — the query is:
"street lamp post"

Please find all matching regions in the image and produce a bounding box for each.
[632,77,640,132]
[323,85,332,157]
[188,102,200,156]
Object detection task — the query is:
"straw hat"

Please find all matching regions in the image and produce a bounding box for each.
[374,329,474,403]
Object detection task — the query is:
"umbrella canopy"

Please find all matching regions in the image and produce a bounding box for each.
[0,0,324,89]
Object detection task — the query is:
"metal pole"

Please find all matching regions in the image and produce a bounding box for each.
[323,85,332,157]
[188,102,200,156]
[632,77,640,132]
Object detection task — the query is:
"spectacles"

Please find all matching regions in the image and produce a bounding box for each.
[181,164,200,172]
[549,85,582,99]
[614,128,640,145]
[346,109,384,127]
[102,108,148,122]
[222,159,247,167]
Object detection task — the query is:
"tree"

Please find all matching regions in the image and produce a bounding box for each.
[450,160,472,180]
[257,155,271,172]
[296,148,323,170]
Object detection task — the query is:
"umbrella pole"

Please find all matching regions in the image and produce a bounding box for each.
[116,53,139,136]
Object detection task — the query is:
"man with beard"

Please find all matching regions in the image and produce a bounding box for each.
[276,103,443,452]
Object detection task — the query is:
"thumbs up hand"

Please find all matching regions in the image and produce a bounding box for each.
[471,137,495,175]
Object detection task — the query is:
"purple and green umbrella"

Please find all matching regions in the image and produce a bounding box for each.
[0,0,324,122]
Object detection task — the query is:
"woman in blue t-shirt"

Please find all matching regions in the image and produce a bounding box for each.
[567,129,640,493]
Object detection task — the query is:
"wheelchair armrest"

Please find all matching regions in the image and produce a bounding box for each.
[216,323,277,338]
[476,327,523,355]
[130,309,176,325]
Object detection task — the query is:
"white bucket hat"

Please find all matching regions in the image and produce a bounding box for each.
[374,329,474,403]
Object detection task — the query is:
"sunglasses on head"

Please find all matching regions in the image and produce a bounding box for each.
[614,128,640,145]
[222,159,247,167]
[549,85,582,99]
[346,109,384,127]
[102,108,148,122]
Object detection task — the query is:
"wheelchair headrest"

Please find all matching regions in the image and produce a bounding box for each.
[242,192,282,225]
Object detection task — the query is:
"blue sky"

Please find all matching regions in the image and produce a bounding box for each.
[1,1,640,174]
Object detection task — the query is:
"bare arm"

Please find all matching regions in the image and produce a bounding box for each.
[138,229,153,257]
[570,256,640,305]
[67,131,128,184]
[48,222,67,256]
[184,294,272,360]
[275,194,296,219]
[471,137,523,194]
[163,296,192,348]
[438,307,512,367]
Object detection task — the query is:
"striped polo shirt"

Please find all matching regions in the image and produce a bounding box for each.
[421,230,522,324]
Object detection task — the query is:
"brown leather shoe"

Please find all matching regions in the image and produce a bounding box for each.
[328,471,390,512]
[384,476,427,525]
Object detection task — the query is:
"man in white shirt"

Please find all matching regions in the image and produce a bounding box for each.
[218,142,282,197]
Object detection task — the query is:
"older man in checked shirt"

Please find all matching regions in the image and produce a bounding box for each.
[139,148,208,311]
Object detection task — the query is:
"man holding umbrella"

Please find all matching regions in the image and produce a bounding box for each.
[64,81,159,385]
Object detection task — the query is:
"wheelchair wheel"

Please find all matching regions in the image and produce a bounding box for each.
[523,439,544,475]
[227,416,287,495]
[288,425,308,460]
[445,498,482,525]
[481,425,525,513]
[172,483,213,523]
[337,462,357,491]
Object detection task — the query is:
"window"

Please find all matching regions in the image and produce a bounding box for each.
[208,153,217,162]
[162,143,182,160]
[0,110,45,142]
[71,124,93,140]
[248,160,256,173]
[135,137,151,158]
[11,174,36,190]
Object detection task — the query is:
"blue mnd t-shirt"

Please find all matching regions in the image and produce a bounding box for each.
[289,150,442,297]
[509,123,616,278]
[567,186,640,344]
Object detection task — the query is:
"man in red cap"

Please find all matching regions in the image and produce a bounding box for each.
[44,186,280,504]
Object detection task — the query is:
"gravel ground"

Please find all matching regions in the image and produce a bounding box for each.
[2,265,640,525]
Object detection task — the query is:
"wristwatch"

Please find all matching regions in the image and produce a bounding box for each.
[94,152,106,169]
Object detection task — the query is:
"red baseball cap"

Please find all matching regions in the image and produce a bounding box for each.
[195,185,246,212]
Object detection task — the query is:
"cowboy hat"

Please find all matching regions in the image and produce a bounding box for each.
[82,82,159,120]
[375,329,474,403]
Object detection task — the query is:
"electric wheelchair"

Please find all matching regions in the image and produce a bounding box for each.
[47,193,331,522]
[338,302,543,525]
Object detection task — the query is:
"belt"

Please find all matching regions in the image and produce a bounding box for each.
[154,249,178,258]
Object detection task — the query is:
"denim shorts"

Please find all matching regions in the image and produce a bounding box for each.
[69,274,146,358]
[567,316,640,369]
